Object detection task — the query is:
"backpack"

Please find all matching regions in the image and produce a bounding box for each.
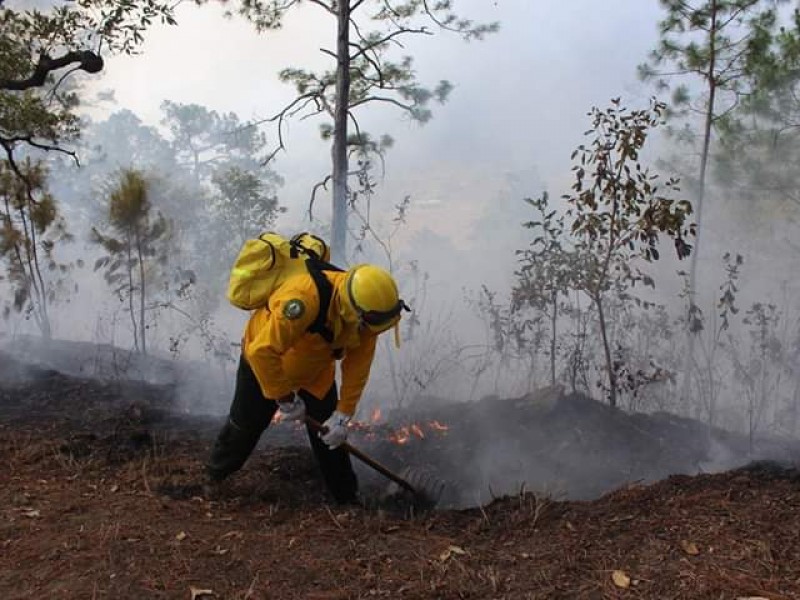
[227,232,343,342]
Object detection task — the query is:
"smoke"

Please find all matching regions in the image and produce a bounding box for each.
[5,0,800,512]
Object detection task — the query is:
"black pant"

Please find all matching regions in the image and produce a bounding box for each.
[207,356,358,504]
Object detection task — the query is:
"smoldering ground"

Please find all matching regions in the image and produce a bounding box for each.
[3,342,798,511]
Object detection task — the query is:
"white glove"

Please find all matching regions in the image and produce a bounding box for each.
[277,393,305,422]
[320,411,351,449]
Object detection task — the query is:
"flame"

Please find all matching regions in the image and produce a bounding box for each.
[390,426,411,445]
[295,410,449,446]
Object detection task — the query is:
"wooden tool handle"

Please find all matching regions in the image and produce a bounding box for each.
[305,416,417,494]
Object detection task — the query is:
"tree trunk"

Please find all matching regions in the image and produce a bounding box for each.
[126,232,139,353]
[595,293,617,408]
[683,0,718,400]
[135,229,147,356]
[331,0,351,264]
[14,199,51,339]
[550,292,558,386]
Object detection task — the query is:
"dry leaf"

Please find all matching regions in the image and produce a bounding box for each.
[736,597,770,600]
[612,570,631,589]
[110,485,119,493]
[189,586,214,599]
[21,509,40,518]
[681,540,700,556]
[175,531,187,541]
[439,545,466,561]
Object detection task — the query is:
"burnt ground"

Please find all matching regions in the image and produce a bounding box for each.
[3,350,800,599]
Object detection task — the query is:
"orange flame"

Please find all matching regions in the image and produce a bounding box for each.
[410,423,425,439]
[371,408,382,423]
[429,420,449,432]
[390,426,410,445]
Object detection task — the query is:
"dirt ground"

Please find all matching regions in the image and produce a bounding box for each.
[3,352,800,599]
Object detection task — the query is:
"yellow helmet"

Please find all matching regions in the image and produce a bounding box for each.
[341,264,408,333]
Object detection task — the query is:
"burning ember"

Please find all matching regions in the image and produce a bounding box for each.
[386,420,448,445]
[274,404,449,446]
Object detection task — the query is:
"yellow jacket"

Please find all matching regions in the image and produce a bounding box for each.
[242,271,378,416]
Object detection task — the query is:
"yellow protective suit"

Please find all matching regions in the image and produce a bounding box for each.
[242,271,378,416]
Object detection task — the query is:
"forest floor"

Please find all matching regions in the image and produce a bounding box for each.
[2,348,800,599]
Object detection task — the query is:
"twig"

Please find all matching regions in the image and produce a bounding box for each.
[244,573,259,599]
[478,503,490,525]
[141,457,152,495]
[324,505,345,530]
[309,174,332,220]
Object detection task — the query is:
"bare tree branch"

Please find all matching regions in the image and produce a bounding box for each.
[349,95,414,111]
[1,134,80,166]
[309,174,332,220]
[256,92,321,165]
[349,27,430,61]
[349,18,385,86]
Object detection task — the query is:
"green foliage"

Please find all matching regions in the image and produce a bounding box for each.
[713,8,800,221]
[641,1,785,113]
[91,169,170,354]
[160,100,270,178]
[0,157,73,336]
[514,193,575,310]
[566,98,694,406]
[210,165,285,247]
[1,0,176,163]
[566,99,694,283]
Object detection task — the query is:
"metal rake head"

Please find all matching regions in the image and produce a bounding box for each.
[389,465,446,511]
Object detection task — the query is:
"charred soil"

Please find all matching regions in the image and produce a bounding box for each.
[2,352,800,599]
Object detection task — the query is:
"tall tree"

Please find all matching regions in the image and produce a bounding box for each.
[92,169,169,355]
[210,165,285,248]
[640,1,789,405]
[218,0,497,262]
[639,0,786,301]
[160,100,270,183]
[0,158,72,338]
[715,8,800,222]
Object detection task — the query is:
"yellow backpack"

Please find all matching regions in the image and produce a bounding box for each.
[227,232,342,341]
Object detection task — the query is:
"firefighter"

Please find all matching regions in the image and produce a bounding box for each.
[206,264,407,505]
